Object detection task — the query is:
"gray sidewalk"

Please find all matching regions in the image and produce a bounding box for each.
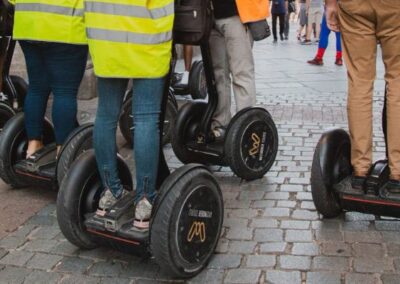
[1,27,398,284]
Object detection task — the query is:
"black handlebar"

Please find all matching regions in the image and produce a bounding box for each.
[0,0,14,36]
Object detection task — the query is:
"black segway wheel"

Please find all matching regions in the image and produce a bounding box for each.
[311,129,350,218]
[0,113,54,188]
[10,75,28,108]
[171,102,207,164]
[56,123,94,185]
[57,150,132,249]
[0,102,15,132]
[225,108,278,180]
[119,92,178,147]
[189,60,207,100]
[151,164,223,278]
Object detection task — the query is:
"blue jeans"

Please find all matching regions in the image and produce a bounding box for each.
[94,77,165,203]
[20,41,88,144]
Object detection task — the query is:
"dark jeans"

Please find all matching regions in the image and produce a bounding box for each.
[272,13,285,40]
[94,77,165,203]
[284,12,293,38]
[20,41,88,144]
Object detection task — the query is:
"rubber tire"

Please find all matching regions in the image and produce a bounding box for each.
[171,102,207,164]
[151,165,223,278]
[189,61,207,100]
[0,102,15,132]
[119,94,178,147]
[310,135,347,218]
[57,150,132,249]
[56,124,94,185]
[10,75,28,109]
[0,112,54,188]
[225,109,278,180]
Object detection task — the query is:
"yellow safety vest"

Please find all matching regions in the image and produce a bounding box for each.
[9,0,86,44]
[84,0,174,78]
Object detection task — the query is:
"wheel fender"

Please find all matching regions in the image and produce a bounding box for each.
[174,101,207,132]
[317,128,351,187]
[226,107,272,134]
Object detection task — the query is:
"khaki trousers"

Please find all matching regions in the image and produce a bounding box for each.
[338,0,400,179]
[209,16,256,128]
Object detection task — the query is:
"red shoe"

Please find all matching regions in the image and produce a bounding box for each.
[307,57,323,66]
[335,58,343,66]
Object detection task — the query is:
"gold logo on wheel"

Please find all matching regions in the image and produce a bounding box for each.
[187,221,206,243]
[249,133,261,156]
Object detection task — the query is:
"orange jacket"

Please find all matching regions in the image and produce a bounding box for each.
[236,0,270,23]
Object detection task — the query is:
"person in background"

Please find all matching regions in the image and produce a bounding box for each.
[297,0,308,41]
[271,0,288,43]
[209,0,256,139]
[8,0,88,158]
[86,0,174,230]
[325,0,400,195]
[307,12,342,66]
[283,0,296,40]
[175,45,193,87]
[302,0,323,44]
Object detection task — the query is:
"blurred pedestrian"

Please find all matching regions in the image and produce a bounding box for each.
[271,0,288,43]
[284,0,296,40]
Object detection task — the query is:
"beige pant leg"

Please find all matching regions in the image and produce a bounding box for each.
[338,0,377,176]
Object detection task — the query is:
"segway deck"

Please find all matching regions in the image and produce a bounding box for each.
[84,194,148,246]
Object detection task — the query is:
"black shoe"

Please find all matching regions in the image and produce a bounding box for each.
[280,34,284,41]
[351,175,367,190]
[273,38,278,43]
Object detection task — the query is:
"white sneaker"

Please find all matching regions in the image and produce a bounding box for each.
[179,71,189,86]
[133,198,152,230]
[96,188,127,216]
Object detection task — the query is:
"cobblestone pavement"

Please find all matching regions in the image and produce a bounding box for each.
[2,28,398,284]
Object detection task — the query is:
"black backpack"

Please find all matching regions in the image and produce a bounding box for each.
[173,0,214,45]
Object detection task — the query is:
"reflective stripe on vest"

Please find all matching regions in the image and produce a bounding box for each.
[15,3,84,17]
[84,0,173,78]
[12,0,86,44]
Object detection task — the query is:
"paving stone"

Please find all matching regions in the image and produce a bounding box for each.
[119,260,161,279]
[188,269,224,284]
[0,236,27,249]
[315,229,343,242]
[306,272,341,284]
[50,240,80,256]
[342,221,370,231]
[29,226,61,239]
[345,273,379,284]
[279,255,311,270]
[312,220,341,231]
[264,192,290,200]
[353,257,390,273]
[9,225,37,238]
[300,201,316,210]
[352,243,384,258]
[252,200,276,208]
[285,229,313,242]
[224,269,261,283]
[292,210,319,220]
[26,253,63,270]
[321,242,351,256]
[255,222,287,239]
[259,242,287,253]
[22,239,58,253]
[208,254,242,269]
[280,184,303,192]
[345,212,375,221]
[77,247,114,260]
[0,266,31,284]
[99,277,132,284]
[215,238,229,253]
[344,231,382,243]
[249,218,278,228]
[387,243,400,257]
[380,273,400,284]
[375,221,400,231]
[55,257,93,274]
[226,227,254,241]
[24,270,62,284]
[88,261,124,277]
[276,200,297,208]
[58,274,101,284]
[266,270,301,284]
[246,255,276,268]
[280,220,310,230]
[227,209,259,218]
[313,256,349,271]
[382,231,400,243]
[229,241,257,254]
[292,243,319,256]
[263,208,291,217]
[0,248,7,260]
[26,215,58,226]
[0,251,34,266]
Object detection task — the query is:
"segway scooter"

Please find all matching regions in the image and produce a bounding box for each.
[311,90,400,218]
[0,1,28,130]
[0,113,94,189]
[171,45,278,181]
[57,1,224,276]
[172,59,208,100]
[118,87,178,146]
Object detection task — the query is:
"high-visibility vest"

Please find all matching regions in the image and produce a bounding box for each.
[84,0,174,78]
[9,0,86,44]
[236,0,270,23]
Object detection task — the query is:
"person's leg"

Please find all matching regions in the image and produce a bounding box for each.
[375,1,400,183]
[284,13,290,39]
[338,1,377,184]
[223,16,256,113]
[46,43,88,149]
[308,14,330,65]
[272,13,278,41]
[334,31,343,65]
[209,23,231,131]
[19,41,51,157]
[94,78,128,213]
[131,77,165,229]
[178,45,193,85]
[315,10,322,40]
[279,14,285,40]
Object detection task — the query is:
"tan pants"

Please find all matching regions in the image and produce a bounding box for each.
[338,0,400,179]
